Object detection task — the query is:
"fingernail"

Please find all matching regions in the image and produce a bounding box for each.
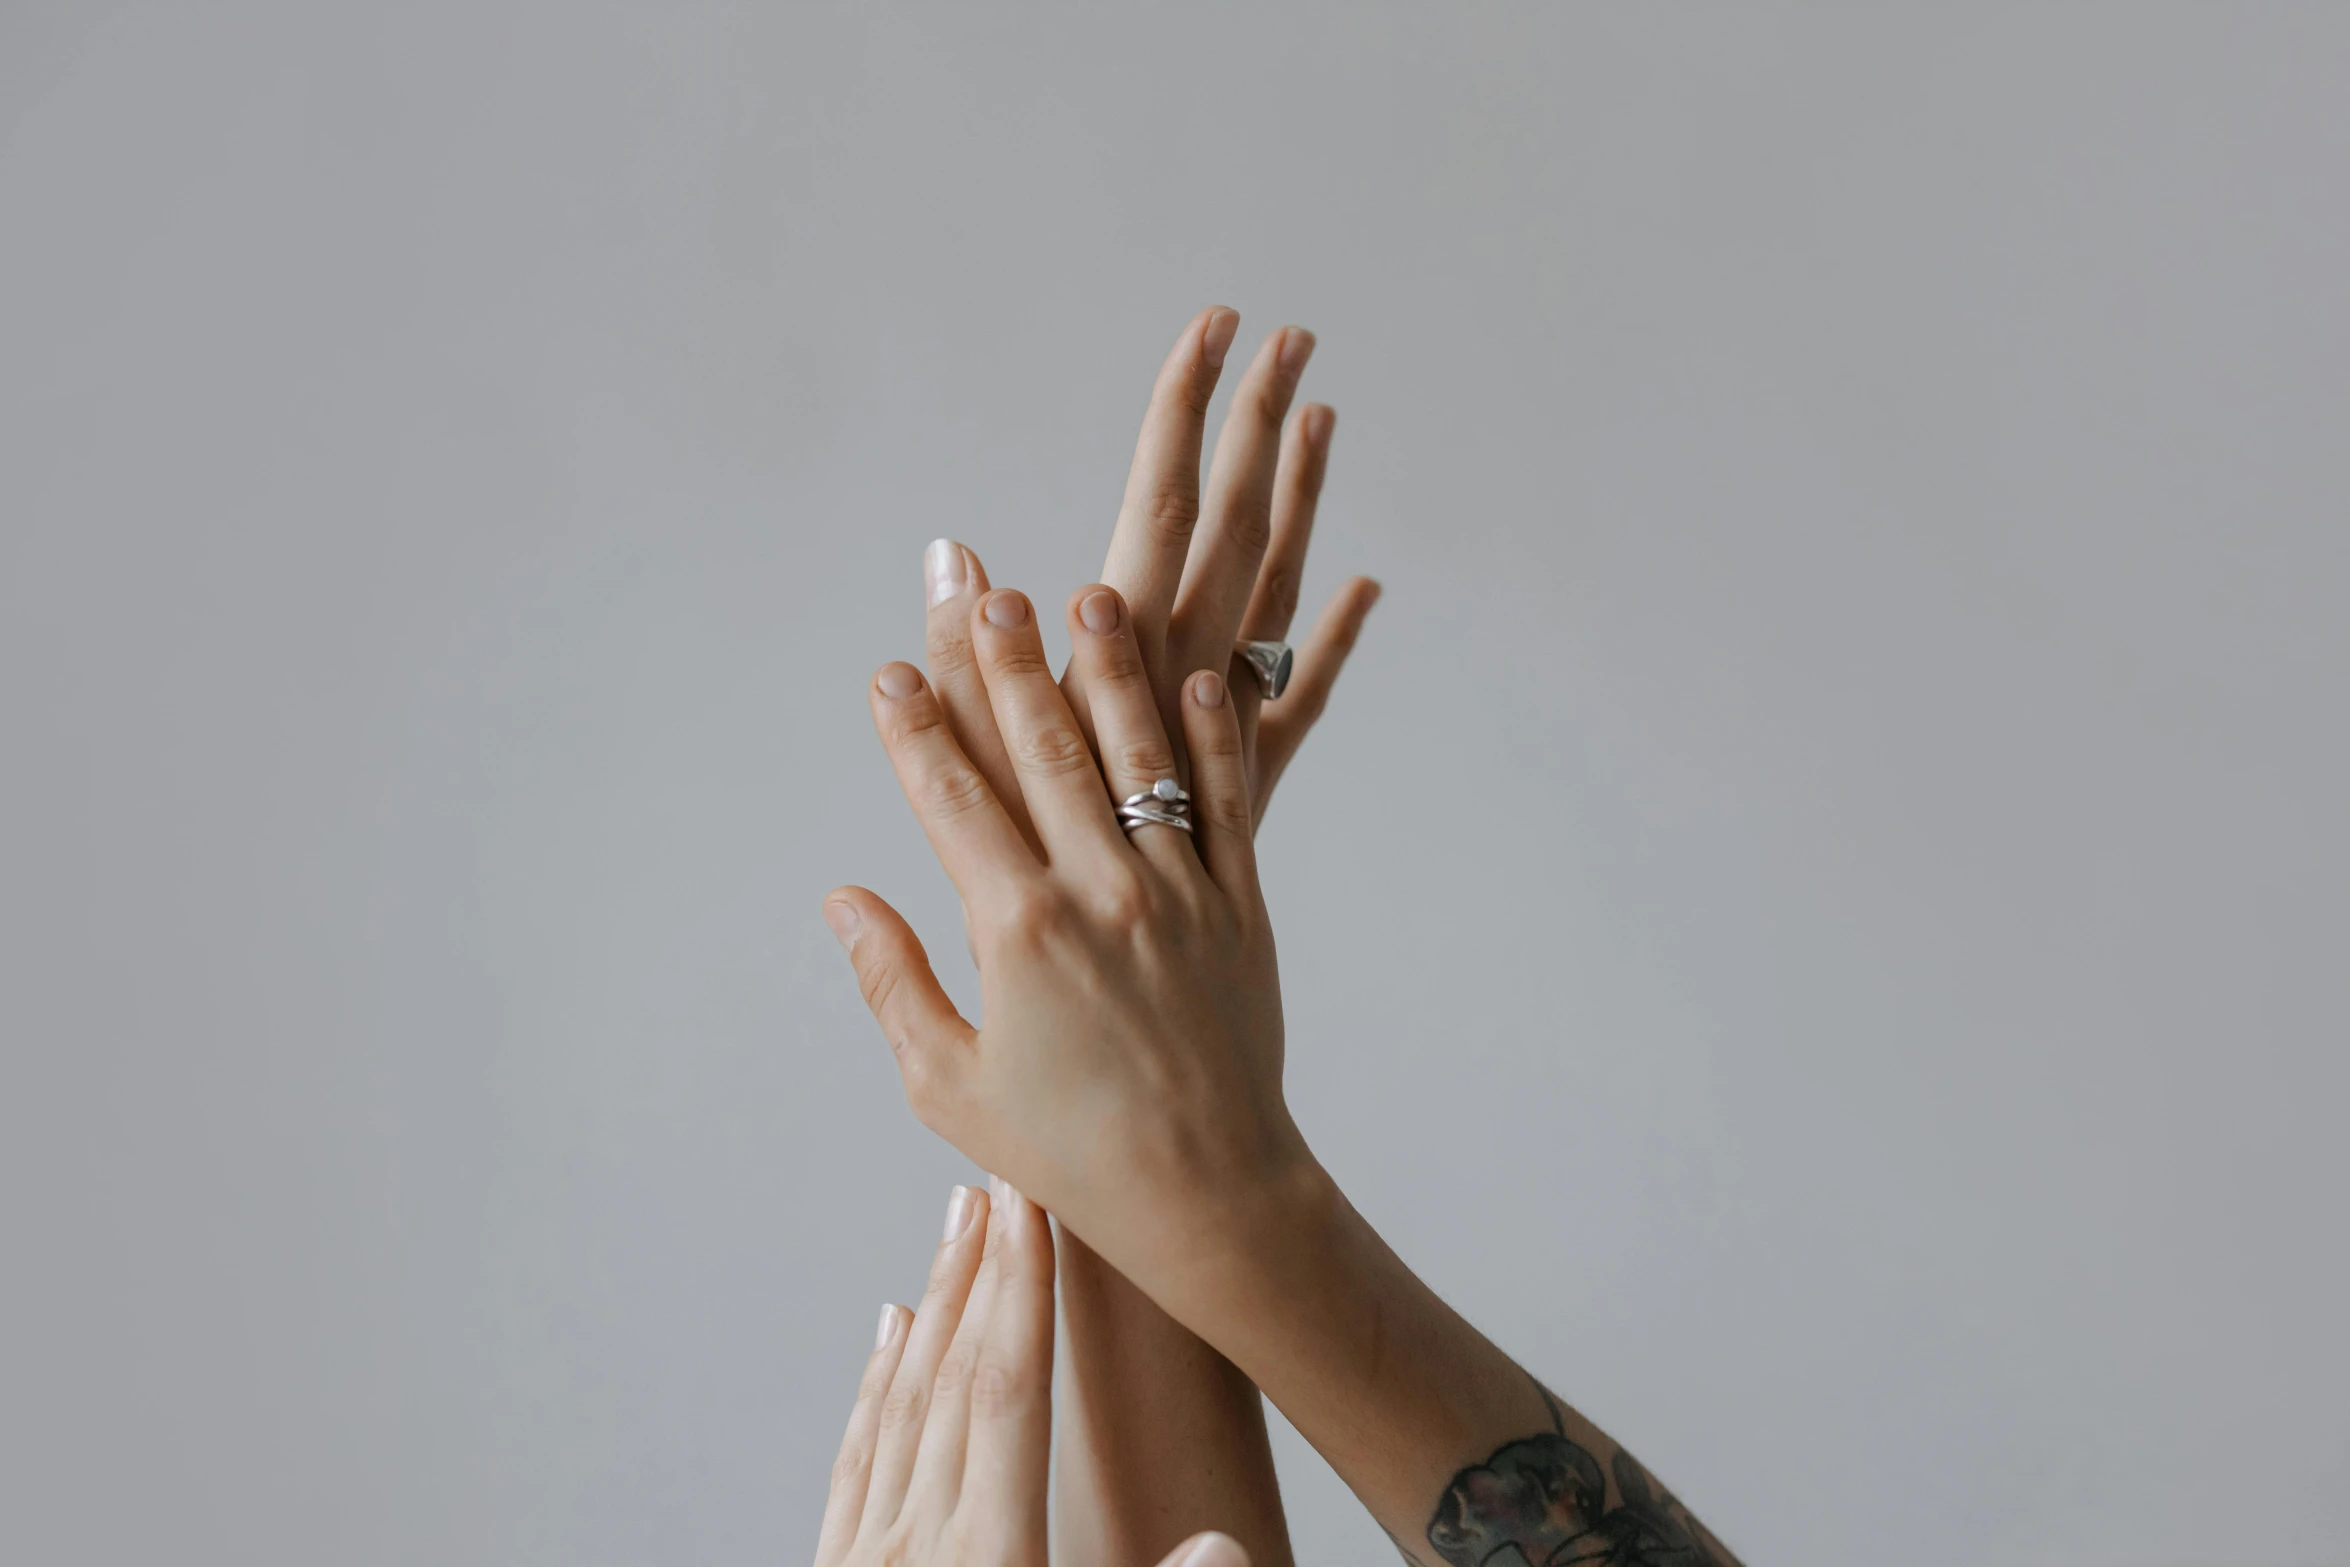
[874,1303,902,1350]
[924,539,968,608]
[1194,670,1227,709]
[987,1172,1006,1205]
[943,1184,979,1242]
[1303,403,1336,448]
[822,900,861,950]
[1202,308,1239,369]
[982,591,1029,629]
[1279,326,1316,378]
[1079,590,1120,636]
[1181,1532,1249,1567]
[876,663,923,699]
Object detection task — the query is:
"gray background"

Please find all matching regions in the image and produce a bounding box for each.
[4,5,2346,1565]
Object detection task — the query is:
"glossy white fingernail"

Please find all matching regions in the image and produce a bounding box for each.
[874,1303,902,1350]
[1180,1532,1249,1567]
[822,900,860,951]
[925,539,968,607]
[942,1184,979,1242]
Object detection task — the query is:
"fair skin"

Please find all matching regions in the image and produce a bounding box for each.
[815,1176,1247,1567]
[824,581,1744,1564]
[916,309,1378,1567]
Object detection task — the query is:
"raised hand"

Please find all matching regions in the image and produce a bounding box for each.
[813,1178,1248,1567]
[919,308,1380,847]
[827,586,1296,1290]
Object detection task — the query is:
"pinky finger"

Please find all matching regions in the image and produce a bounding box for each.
[814,1303,912,1567]
[1254,575,1381,818]
[1181,670,1259,906]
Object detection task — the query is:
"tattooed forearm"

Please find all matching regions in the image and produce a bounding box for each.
[1423,1383,1738,1567]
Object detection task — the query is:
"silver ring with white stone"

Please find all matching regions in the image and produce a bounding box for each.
[1117,777,1193,835]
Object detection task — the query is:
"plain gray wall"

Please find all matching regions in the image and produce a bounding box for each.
[4,5,2346,1564]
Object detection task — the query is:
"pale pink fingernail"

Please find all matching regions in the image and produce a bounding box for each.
[1303,404,1336,448]
[1278,327,1315,377]
[1194,670,1227,709]
[874,1303,902,1350]
[876,663,922,699]
[982,591,1029,629]
[1202,308,1239,369]
[1079,590,1120,636]
[942,1184,979,1242]
[1180,1532,1249,1567]
[925,539,969,608]
[822,900,861,950]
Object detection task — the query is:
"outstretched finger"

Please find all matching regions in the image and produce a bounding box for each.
[821,888,972,1132]
[1063,586,1197,879]
[922,539,1037,852]
[959,1182,1057,1562]
[1181,670,1260,907]
[814,1302,912,1567]
[904,1174,1012,1508]
[858,1184,991,1537]
[1239,404,1336,643]
[969,591,1126,866]
[870,661,1040,896]
[1174,326,1314,662]
[1255,576,1381,819]
[1100,307,1241,668]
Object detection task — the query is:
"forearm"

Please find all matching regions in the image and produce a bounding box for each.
[1140,1161,1741,1567]
[1052,1229,1293,1567]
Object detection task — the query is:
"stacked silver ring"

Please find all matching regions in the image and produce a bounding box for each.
[1118,777,1193,836]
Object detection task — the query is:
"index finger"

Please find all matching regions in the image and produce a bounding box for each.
[870,661,1040,896]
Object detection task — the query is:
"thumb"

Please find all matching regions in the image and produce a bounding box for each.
[1152,1532,1249,1567]
[822,886,973,1129]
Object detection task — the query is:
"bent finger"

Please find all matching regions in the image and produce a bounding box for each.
[970,591,1126,866]
[870,661,1039,895]
[814,1302,912,1567]
[1065,586,1198,879]
[1182,670,1260,907]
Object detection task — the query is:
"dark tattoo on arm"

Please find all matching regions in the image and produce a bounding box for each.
[1423,1380,1738,1567]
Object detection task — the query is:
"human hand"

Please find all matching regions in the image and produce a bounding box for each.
[814,1178,1249,1567]
[824,582,1312,1308]
[919,308,1380,842]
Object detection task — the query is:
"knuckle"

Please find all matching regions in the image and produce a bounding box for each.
[1256,563,1301,625]
[986,638,1053,680]
[877,1380,928,1435]
[1224,500,1273,553]
[1090,866,1156,928]
[918,761,993,823]
[970,1358,1032,1419]
[1143,482,1200,547]
[856,956,901,1018]
[931,1342,980,1397]
[1012,721,1094,776]
[1202,795,1253,838]
[985,883,1068,949]
[1108,735,1177,784]
[830,1442,871,1490]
